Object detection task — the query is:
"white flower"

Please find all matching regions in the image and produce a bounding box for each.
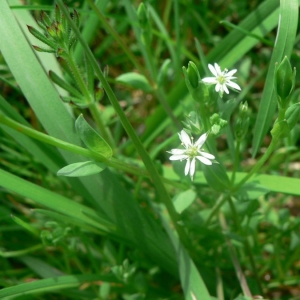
[168,130,215,180]
[202,63,241,97]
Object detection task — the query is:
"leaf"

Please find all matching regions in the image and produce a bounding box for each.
[57,161,106,177]
[116,72,153,93]
[75,114,112,159]
[173,189,196,214]
[252,0,299,156]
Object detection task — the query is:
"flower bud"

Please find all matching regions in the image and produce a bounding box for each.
[235,101,250,140]
[285,103,300,131]
[275,56,296,109]
[183,61,200,90]
[210,113,227,135]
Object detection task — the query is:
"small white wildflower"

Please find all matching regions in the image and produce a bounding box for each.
[168,130,215,180]
[202,63,241,97]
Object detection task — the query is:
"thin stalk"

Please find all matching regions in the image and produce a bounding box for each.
[230,139,241,185]
[57,1,193,254]
[66,53,114,148]
[232,138,278,192]
[219,213,253,298]
[85,0,152,84]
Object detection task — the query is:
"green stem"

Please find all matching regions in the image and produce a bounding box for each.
[66,53,114,148]
[218,213,253,298]
[230,139,241,185]
[232,138,278,192]
[57,1,192,254]
[85,0,152,84]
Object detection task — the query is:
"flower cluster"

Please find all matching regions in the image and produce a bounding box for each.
[202,63,241,97]
[168,130,215,180]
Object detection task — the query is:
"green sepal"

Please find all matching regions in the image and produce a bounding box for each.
[285,102,300,131]
[210,113,227,136]
[75,114,113,158]
[182,111,202,135]
[32,45,56,53]
[49,71,83,99]
[40,11,52,27]
[61,96,90,108]
[271,119,289,140]
[27,25,56,48]
[275,56,296,109]
[183,61,200,91]
[57,161,106,177]
[55,5,62,23]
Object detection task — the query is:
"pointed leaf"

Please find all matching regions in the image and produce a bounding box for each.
[75,114,112,158]
[173,189,196,214]
[57,161,106,177]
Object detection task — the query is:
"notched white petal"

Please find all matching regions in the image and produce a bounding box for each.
[202,77,217,83]
[208,64,217,77]
[196,156,213,165]
[226,69,237,77]
[169,154,188,160]
[195,133,207,147]
[180,130,191,147]
[189,158,196,178]
[214,63,222,75]
[227,81,241,91]
[185,159,190,176]
[199,151,215,159]
[168,149,186,154]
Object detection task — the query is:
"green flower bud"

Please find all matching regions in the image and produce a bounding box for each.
[137,3,148,30]
[275,56,296,109]
[210,113,227,135]
[285,102,300,131]
[183,61,200,90]
[235,101,250,140]
[182,111,202,135]
[271,119,289,140]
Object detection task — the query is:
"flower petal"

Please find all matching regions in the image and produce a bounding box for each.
[168,149,186,155]
[196,156,213,165]
[169,154,188,160]
[202,77,217,84]
[179,130,192,147]
[215,83,221,92]
[195,133,208,147]
[199,151,215,159]
[214,63,222,75]
[223,84,229,94]
[189,158,196,178]
[208,64,218,77]
[226,69,237,77]
[227,81,241,91]
[185,159,190,176]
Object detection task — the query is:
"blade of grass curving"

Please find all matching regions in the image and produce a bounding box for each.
[0,95,64,173]
[0,168,115,233]
[0,274,117,298]
[147,3,181,76]
[252,0,298,156]
[0,1,178,274]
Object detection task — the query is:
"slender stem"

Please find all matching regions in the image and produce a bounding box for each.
[89,102,115,149]
[219,212,253,298]
[57,1,192,253]
[230,139,241,185]
[66,53,114,148]
[85,0,152,84]
[232,138,278,192]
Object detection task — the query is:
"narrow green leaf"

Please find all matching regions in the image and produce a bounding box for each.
[27,25,56,48]
[116,72,153,93]
[75,114,113,158]
[49,70,83,98]
[0,274,117,298]
[252,0,298,156]
[57,161,106,177]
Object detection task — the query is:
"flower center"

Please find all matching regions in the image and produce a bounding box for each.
[186,145,199,158]
[217,74,227,84]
